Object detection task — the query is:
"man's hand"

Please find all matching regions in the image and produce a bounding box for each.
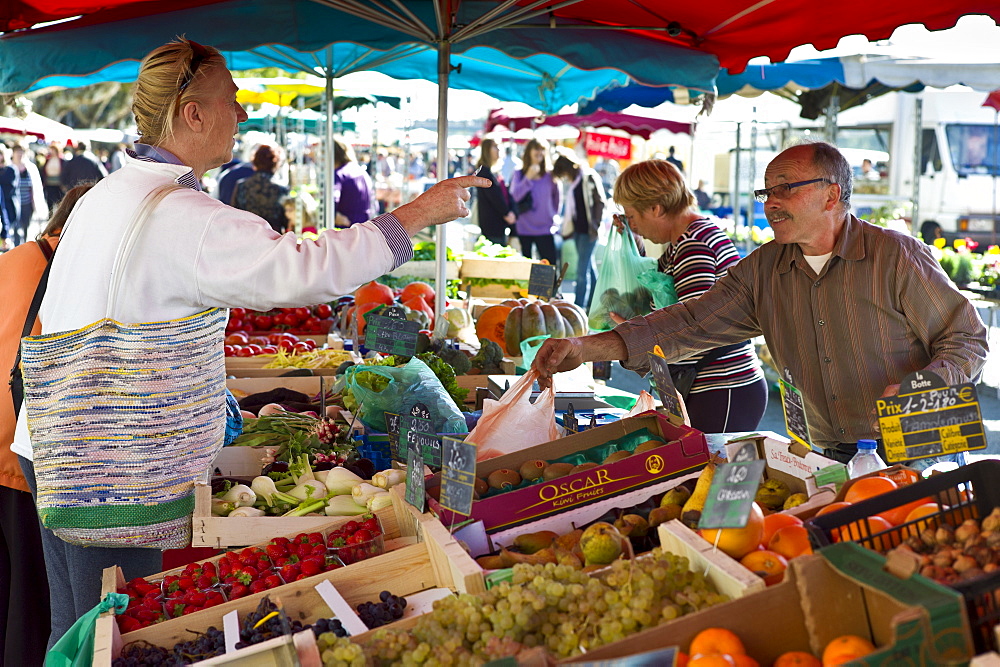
[532,337,586,389]
[504,211,516,224]
[392,175,492,236]
[880,384,901,398]
[611,213,627,234]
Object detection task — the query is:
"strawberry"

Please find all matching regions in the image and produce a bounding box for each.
[201,560,217,575]
[295,573,309,581]
[129,577,158,596]
[165,600,185,618]
[307,532,324,546]
[205,592,225,608]
[234,567,256,586]
[328,536,347,549]
[249,579,269,594]
[300,557,323,577]
[264,574,283,589]
[177,576,196,591]
[280,563,301,581]
[361,516,381,535]
[218,560,232,578]
[140,595,163,611]
[229,583,249,600]
[347,529,374,545]
[181,605,200,615]
[197,574,217,589]
[309,543,327,557]
[341,521,361,534]
[265,543,287,560]
[184,590,208,606]
[134,609,163,624]
[118,615,143,633]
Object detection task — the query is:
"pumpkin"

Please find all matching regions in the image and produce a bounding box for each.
[475,305,512,348]
[402,296,434,329]
[354,280,394,307]
[345,301,385,337]
[400,281,435,305]
[502,300,589,356]
[444,307,475,337]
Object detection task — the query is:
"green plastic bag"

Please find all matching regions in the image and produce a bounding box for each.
[519,335,550,371]
[588,224,657,331]
[47,592,128,667]
[344,357,469,434]
[639,269,679,309]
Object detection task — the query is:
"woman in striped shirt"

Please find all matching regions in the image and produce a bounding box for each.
[613,159,767,432]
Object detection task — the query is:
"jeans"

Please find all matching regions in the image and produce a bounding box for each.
[17,456,162,651]
[574,233,598,310]
[685,377,769,434]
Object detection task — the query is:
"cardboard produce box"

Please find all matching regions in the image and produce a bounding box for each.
[427,412,710,533]
[562,542,974,665]
[94,515,482,666]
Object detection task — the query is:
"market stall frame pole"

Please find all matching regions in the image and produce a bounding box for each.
[434,22,452,318]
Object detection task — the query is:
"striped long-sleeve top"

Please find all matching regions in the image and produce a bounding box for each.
[658,218,764,394]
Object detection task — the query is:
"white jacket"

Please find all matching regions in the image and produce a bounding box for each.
[12,156,408,459]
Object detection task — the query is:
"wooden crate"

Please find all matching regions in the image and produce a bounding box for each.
[657,520,766,600]
[226,376,325,398]
[459,256,537,298]
[94,515,483,666]
[192,483,401,548]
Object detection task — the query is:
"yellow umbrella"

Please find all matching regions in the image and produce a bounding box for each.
[236,89,299,106]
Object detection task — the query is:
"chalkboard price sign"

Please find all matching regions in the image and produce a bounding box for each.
[405,449,425,512]
[439,436,478,516]
[877,370,986,462]
[647,350,684,423]
[778,376,812,449]
[592,360,612,381]
[699,460,766,530]
[385,412,401,460]
[527,263,557,299]
[365,308,420,357]
[402,413,441,467]
[563,403,579,433]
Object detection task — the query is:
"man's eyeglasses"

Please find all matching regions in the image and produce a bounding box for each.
[178,40,210,95]
[754,178,831,203]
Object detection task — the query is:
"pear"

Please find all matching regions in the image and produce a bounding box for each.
[782,493,809,510]
[648,504,683,528]
[513,530,559,554]
[614,514,649,538]
[579,522,624,567]
[661,486,692,507]
[755,478,792,511]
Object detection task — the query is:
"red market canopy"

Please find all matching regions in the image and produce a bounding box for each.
[984,91,1000,111]
[486,109,692,140]
[2,1,997,75]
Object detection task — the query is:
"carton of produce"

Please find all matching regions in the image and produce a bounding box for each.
[93,514,482,666]
[426,411,710,533]
[561,542,973,665]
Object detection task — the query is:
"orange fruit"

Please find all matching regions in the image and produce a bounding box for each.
[739,549,788,586]
[821,635,876,665]
[844,476,898,504]
[689,627,746,657]
[830,516,898,551]
[731,657,760,667]
[762,513,804,548]
[699,503,765,560]
[815,502,852,517]
[768,524,814,559]
[773,651,822,667]
[876,497,934,526]
[898,502,940,538]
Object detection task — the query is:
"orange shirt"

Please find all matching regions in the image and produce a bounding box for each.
[0,236,56,492]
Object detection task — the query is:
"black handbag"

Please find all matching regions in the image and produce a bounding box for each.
[514,190,534,214]
[667,342,747,400]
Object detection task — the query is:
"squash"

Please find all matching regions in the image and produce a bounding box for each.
[476,305,512,349]
[502,299,589,356]
[504,306,523,356]
[402,296,434,329]
[444,307,474,337]
[400,281,435,305]
[355,280,394,306]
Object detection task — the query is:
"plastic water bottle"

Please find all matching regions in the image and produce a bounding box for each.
[847,439,888,479]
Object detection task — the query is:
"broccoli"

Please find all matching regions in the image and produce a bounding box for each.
[470,338,505,375]
[438,345,472,377]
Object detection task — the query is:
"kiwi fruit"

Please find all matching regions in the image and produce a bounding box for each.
[542,462,575,481]
[487,469,522,490]
[519,459,548,481]
[633,439,664,455]
[570,462,599,474]
[474,477,489,497]
[602,450,631,465]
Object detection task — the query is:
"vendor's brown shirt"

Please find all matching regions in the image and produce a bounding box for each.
[615,215,988,450]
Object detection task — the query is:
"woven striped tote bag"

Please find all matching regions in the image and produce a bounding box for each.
[20,183,227,548]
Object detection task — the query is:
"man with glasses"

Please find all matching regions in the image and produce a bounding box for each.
[533,142,988,465]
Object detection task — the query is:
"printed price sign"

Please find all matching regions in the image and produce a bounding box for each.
[384,412,401,461]
[778,371,812,449]
[592,360,612,381]
[405,448,425,512]
[563,403,579,433]
[365,306,420,357]
[527,263,557,299]
[877,370,987,462]
[439,436,478,516]
[402,410,441,467]
[699,460,766,530]
[647,348,684,423]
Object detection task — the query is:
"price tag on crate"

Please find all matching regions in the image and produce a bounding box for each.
[527,263,557,299]
[647,347,684,424]
[313,580,370,637]
[405,448,425,513]
[778,370,812,449]
[402,403,441,467]
[385,412,401,461]
[365,305,420,357]
[439,436,478,516]
[699,460,766,530]
[876,370,987,462]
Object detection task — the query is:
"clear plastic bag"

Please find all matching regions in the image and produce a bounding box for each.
[588,224,657,331]
[639,268,679,309]
[345,357,468,434]
[470,369,563,461]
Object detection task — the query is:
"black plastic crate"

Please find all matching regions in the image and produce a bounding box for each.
[807,460,1000,653]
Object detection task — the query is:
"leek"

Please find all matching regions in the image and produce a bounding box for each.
[324,496,369,516]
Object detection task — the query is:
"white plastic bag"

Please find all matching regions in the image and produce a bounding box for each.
[625,390,657,418]
[470,369,563,461]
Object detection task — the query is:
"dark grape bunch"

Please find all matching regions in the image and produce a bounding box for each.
[237,597,290,649]
[310,616,349,638]
[357,590,407,630]
[112,627,225,666]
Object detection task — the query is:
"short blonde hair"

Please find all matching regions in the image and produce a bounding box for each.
[132,37,223,145]
[613,159,694,216]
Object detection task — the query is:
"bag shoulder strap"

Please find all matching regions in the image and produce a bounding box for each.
[693,342,749,370]
[106,183,184,318]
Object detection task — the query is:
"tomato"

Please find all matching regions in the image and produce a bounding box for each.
[231,307,247,319]
[267,332,285,346]
[234,346,254,357]
[293,342,311,353]
[223,345,235,357]
[294,307,311,322]
[249,336,269,346]
[246,344,263,355]
[314,303,333,319]
[261,345,279,354]
[303,316,322,333]
[278,339,297,351]
[225,332,249,346]
[255,315,274,330]
[281,333,300,344]
[225,318,243,333]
